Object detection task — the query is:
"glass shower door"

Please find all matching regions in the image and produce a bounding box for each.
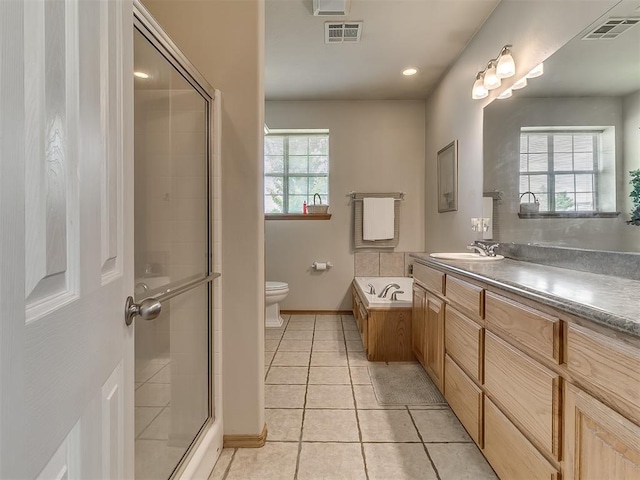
[133,24,213,480]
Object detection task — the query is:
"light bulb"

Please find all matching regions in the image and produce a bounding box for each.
[472,73,489,99]
[483,61,501,90]
[134,71,149,79]
[497,88,513,100]
[526,63,544,78]
[496,48,515,78]
[402,67,418,76]
[512,76,527,90]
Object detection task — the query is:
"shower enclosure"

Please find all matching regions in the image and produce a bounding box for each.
[133,5,222,478]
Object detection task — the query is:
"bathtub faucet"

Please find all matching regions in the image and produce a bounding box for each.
[378,283,400,298]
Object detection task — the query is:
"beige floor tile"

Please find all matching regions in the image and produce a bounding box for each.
[135,407,163,437]
[341,315,358,331]
[308,366,351,385]
[315,314,341,321]
[265,339,280,352]
[364,443,437,480]
[408,405,449,410]
[285,321,315,331]
[306,385,354,409]
[353,385,404,409]
[427,443,498,479]
[297,442,366,480]
[312,340,346,352]
[135,383,171,407]
[139,407,171,440]
[344,329,362,340]
[265,350,276,366]
[265,366,308,385]
[135,362,166,383]
[147,364,171,384]
[289,314,315,322]
[282,330,313,340]
[265,329,285,339]
[302,409,359,441]
[272,351,310,367]
[349,366,371,385]
[314,322,343,332]
[358,409,420,442]
[135,382,144,390]
[310,351,349,366]
[265,384,306,408]
[265,409,303,441]
[347,351,369,366]
[277,340,312,352]
[226,442,298,480]
[346,340,364,352]
[313,329,344,340]
[135,439,186,480]
[412,409,472,442]
[208,448,235,480]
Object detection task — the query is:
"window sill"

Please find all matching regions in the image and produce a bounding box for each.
[518,212,620,219]
[265,213,332,221]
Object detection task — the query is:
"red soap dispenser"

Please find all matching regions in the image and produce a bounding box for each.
[303,201,307,214]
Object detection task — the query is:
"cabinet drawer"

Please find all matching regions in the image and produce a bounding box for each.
[445,354,483,447]
[413,263,444,294]
[484,398,559,480]
[445,307,483,383]
[485,332,561,459]
[486,292,561,363]
[567,323,640,413]
[445,276,484,321]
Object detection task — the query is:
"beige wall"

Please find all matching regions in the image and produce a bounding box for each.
[142,0,265,436]
[424,0,618,252]
[265,101,425,310]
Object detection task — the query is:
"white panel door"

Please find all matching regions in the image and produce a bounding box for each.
[0,0,134,478]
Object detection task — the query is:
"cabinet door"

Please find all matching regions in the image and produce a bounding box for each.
[565,383,640,480]
[425,293,445,392]
[412,285,427,367]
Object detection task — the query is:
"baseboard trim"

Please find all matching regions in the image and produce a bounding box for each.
[281,310,352,315]
[223,424,268,448]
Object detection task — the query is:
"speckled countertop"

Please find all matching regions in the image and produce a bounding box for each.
[411,254,640,339]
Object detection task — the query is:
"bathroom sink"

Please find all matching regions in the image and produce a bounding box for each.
[430,252,504,262]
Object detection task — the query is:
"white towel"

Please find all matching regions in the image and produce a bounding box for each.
[363,197,395,241]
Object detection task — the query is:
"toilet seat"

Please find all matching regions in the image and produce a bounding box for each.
[266,281,288,292]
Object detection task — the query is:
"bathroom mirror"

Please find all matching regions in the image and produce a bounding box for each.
[483,1,640,252]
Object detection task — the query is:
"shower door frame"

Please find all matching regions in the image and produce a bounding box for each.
[133,2,223,478]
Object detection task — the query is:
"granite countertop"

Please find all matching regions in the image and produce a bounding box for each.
[411,254,640,339]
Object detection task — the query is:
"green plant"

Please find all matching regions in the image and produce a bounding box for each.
[555,192,575,211]
[628,169,640,226]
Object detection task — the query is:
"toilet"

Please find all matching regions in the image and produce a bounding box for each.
[265,281,289,328]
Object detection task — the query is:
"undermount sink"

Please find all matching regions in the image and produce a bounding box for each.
[430,252,504,261]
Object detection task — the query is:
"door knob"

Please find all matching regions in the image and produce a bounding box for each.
[124,296,162,326]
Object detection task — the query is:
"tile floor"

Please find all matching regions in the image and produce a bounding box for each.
[209,314,497,480]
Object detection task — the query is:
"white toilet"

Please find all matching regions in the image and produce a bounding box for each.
[265,281,289,328]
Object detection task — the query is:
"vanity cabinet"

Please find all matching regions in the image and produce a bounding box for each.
[411,285,427,367]
[424,293,445,391]
[412,259,640,480]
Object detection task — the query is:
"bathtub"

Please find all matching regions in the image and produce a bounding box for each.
[353,276,413,308]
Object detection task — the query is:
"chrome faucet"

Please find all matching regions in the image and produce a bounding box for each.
[390,290,404,301]
[367,283,376,295]
[378,283,400,298]
[467,241,500,257]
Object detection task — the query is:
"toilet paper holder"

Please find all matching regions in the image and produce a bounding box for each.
[311,261,333,270]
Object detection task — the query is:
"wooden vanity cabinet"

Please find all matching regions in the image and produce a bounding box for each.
[411,284,427,368]
[424,292,445,391]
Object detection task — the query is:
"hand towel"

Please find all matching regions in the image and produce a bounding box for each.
[363,197,395,241]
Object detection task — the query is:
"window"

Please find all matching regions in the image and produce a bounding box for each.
[264,130,329,215]
[519,129,611,213]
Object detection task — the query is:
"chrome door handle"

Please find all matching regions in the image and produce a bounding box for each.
[124,296,162,326]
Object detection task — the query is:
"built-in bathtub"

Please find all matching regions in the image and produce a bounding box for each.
[353,276,413,308]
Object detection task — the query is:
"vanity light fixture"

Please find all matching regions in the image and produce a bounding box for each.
[526,62,544,78]
[471,44,515,99]
[511,76,528,90]
[497,88,513,100]
[134,71,149,79]
[472,72,489,99]
[402,67,418,76]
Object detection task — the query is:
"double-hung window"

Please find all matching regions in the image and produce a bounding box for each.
[519,128,613,213]
[264,130,329,215]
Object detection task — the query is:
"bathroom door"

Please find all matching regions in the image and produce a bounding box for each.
[133,5,221,479]
[0,0,135,478]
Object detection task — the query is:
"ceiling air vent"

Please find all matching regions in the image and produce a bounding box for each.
[582,17,640,40]
[313,0,350,16]
[325,22,362,44]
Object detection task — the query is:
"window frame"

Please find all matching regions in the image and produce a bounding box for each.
[264,130,330,219]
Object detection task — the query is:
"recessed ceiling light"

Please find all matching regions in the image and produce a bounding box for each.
[402,67,418,76]
[134,71,149,79]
